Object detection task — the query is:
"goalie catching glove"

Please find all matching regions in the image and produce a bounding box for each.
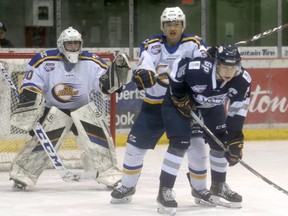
[100,53,132,94]
[225,137,244,166]
[171,93,196,118]
[133,69,156,90]
[11,89,45,131]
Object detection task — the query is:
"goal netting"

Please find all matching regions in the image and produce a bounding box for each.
[0,51,116,171]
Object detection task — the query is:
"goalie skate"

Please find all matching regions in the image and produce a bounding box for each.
[11,179,28,191]
[210,182,242,209]
[110,185,136,204]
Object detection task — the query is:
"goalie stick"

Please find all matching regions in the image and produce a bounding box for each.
[0,62,98,182]
[190,110,288,196]
[235,23,288,46]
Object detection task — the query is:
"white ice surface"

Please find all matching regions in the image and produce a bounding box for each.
[0,140,288,216]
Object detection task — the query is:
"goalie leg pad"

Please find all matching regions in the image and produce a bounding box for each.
[9,107,73,187]
[71,102,122,187]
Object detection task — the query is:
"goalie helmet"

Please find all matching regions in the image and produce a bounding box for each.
[160,7,186,32]
[216,44,241,66]
[57,27,83,63]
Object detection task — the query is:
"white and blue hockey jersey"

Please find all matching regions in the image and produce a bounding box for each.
[136,34,206,106]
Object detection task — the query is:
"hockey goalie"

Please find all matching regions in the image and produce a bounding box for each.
[8,26,131,190]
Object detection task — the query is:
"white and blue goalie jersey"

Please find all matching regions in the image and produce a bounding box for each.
[20,50,109,110]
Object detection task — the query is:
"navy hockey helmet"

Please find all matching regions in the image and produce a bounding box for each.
[216,44,241,66]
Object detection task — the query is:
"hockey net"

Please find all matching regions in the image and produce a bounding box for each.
[0,51,116,171]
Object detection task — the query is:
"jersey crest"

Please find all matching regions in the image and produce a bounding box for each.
[52,83,79,103]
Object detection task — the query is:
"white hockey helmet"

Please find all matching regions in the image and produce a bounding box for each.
[160,7,186,32]
[57,27,83,63]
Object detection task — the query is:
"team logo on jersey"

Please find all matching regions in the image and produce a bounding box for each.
[44,63,55,72]
[191,85,207,93]
[151,45,161,55]
[195,94,227,108]
[52,83,79,103]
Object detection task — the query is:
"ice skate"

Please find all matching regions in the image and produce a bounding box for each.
[186,172,216,207]
[210,181,242,208]
[110,185,136,204]
[11,178,27,191]
[156,186,177,215]
[192,188,217,207]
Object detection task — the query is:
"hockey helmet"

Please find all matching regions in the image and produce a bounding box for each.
[216,44,241,66]
[160,7,186,32]
[57,27,83,63]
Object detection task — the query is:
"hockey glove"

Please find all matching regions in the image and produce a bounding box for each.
[133,69,156,90]
[225,138,244,166]
[171,94,195,118]
[207,45,219,58]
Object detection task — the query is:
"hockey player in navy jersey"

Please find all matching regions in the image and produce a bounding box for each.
[158,44,251,214]
[9,27,130,190]
[111,7,207,204]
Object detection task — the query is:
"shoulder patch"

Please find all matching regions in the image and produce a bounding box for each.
[188,61,201,70]
[151,44,161,55]
[242,70,251,83]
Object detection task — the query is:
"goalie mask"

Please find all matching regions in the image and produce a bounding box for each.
[57,27,83,63]
[160,7,186,32]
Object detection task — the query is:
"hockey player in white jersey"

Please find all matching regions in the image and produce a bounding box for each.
[158,44,250,214]
[111,7,207,205]
[9,27,130,190]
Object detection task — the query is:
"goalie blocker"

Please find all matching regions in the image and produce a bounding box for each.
[10,103,122,188]
[11,88,45,131]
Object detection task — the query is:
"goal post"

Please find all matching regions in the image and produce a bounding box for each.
[0,50,116,171]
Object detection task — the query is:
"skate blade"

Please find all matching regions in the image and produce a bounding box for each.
[210,195,242,209]
[194,197,217,207]
[110,196,132,204]
[12,184,27,191]
[157,204,176,215]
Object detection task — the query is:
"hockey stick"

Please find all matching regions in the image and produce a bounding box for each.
[0,62,98,182]
[235,23,288,46]
[190,110,288,196]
